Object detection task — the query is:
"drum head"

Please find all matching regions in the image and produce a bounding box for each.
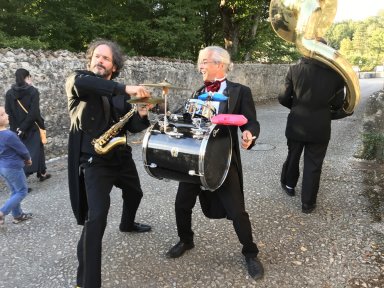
[200,125,232,190]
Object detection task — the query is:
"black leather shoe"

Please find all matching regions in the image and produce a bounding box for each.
[281,182,295,196]
[166,241,194,258]
[302,203,316,214]
[246,257,264,280]
[39,173,51,182]
[120,222,151,233]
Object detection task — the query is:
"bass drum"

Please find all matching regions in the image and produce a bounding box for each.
[142,121,232,191]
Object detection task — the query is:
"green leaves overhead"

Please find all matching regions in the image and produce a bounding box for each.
[1,0,381,67]
[0,0,273,61]
[326,16,384,70]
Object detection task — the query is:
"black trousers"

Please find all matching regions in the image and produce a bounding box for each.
[175,163,259,258]
[281,139,329,205]
[23,129,47,176]
[76,151,143,288]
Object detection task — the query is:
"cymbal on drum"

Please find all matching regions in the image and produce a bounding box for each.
[140,80,190,90]
[127,97,165,104]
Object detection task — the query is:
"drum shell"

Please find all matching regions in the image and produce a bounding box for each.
[142,122,232,191]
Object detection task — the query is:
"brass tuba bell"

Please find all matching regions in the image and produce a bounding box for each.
[269,0,360,114]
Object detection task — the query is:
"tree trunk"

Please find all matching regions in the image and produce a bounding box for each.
[244,14,259,61]
[220,0,239,58]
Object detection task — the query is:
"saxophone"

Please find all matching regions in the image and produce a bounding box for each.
[92,106,137,154]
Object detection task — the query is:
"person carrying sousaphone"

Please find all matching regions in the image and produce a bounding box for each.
[278,37,353,213]
[166,46,264,280]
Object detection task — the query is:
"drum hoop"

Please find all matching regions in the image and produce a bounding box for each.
[142,124,162,180]
[199,124,233,191]
[198,131,210,188]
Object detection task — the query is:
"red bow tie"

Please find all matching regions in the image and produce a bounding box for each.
[204,79,225,92]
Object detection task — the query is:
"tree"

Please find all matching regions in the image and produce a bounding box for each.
[337,16,384,70]
[367,28,384,65]
[0,0,325,64]
[326,21,355,50]
[219,0,270,61]
[135,0,208,59]
[0,0,49,49]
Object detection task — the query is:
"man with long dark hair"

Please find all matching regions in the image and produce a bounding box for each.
[66,39,152,288]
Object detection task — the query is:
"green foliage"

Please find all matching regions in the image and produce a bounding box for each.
[219,0,270,61]
[1,0,380,66]
[360,132,384,163]
[0,31,48,50]
[135,0,208,59]
[327,16,384,71]
[245,25,300,63]
[0,0,44,49]
[325,21,356,50]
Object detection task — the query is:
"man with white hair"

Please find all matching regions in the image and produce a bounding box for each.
[166,46,264,280]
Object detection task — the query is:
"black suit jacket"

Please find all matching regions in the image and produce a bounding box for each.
[66,70,150,225]
[278,57,346,143]
[5,84,45,132]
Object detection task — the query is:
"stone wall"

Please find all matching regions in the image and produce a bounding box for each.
[0,48,289,159]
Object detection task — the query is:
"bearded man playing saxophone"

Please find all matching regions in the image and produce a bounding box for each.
[66,39,152,288]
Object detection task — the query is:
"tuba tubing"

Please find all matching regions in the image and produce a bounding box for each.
[269,0,360,114]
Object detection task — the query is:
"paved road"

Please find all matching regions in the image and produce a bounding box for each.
[1,78,383,288]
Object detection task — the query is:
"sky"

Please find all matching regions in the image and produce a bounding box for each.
[334,0,384,22]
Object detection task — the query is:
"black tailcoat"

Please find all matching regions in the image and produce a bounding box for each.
[278,57,346,143]
[66,71,149,225]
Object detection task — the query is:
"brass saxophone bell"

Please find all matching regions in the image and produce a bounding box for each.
[92,107,137,154]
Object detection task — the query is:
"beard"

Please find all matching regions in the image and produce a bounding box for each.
[92,64,112,79]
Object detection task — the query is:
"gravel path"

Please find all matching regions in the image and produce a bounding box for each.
[0,79,383,288]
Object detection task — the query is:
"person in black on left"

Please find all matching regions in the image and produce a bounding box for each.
[66,39,152,288]
[5,68,51,183]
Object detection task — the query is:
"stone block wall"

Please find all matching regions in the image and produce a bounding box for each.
[0,48,289,159]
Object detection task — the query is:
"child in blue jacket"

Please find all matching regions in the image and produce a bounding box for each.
[0,106,33,225]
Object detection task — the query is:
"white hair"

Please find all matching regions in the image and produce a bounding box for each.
[197,46,234,73]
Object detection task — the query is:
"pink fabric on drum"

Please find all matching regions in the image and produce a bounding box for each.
[211,114,248,126]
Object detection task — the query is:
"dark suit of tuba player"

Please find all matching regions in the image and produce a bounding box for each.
[278,42,352,213]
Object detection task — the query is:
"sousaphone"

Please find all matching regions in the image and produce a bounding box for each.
[269,0,360,114]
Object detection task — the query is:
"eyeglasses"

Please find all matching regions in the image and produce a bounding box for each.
[198,60,218,66]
